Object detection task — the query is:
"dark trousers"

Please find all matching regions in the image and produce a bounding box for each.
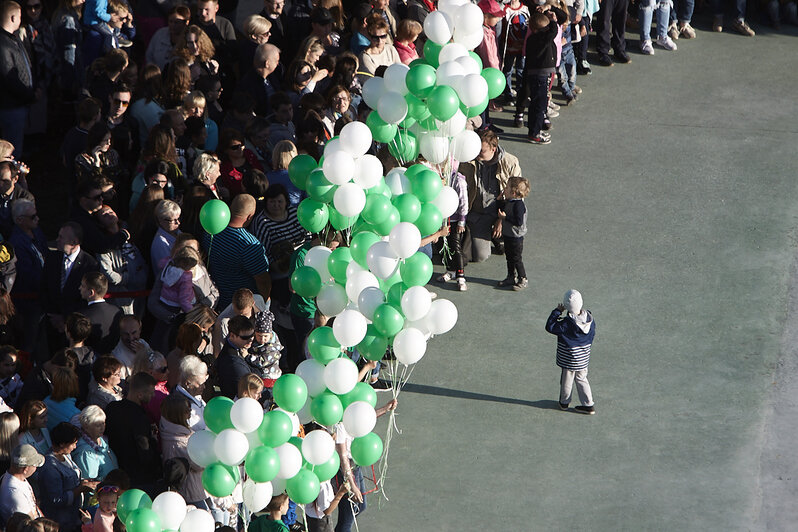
[575,15,591,63]
[595,0,629,56]
[525,74,550,137]
[443,222,466,276]
[289,313,315,372]
[504,236,526,279]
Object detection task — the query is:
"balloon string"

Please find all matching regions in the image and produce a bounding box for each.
[206,234,214,267]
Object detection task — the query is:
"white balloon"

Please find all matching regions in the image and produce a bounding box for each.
[438,0,467,17]
[339,121,372,157]
[304,246,333,283]
[274,443,302,479]
[388,222,422,259]
[214,428,250,465]
[393,327,428,365]
[454,3,484,33]
[345,270,379,304]
[332,309,368,347]
[436,110,467,137]
[230,397,264,434]
[353,154,383,190]
[242,479,273,513]
[275,408,301,436]
[186,430,217,467]
[405,317,432,338]
[427,298,458,335]
[435,60,464,87]
[324,137,342,155]
[385,167,411,196]
[419,133,450,164]
[152,492,187,531]
[439,42,468,64]
[346,259,366,279]
[457,73,488,107]
[333,183,367,217]
[357,286,385,321]
[423,10,454,45]
[401,285,433,321]
[301,430,335,465]
[180,509,215,532]
[455,55,481,75]
[296,359,327,397]
[432,185,459,218]
[366,240,400,279]
[451,129,481,162]
[316,282,348,316]
[245,428,262,450]
[296,396,313,424]
[453,26,483,49]
[343,401,377,438]
[362,76,385,109]
[383,63,410,95]
[323,150,356,185]
[271,477,287,495]
[377,91,408,125]
[323,357,359,395]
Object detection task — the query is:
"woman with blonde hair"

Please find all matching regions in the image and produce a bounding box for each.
[240,14,272,68]
[181,91,218,151]
[193,152,227,200]
[174,25,218,85]
[0,411,20,475]
[72,405,118,480]
[294,35,325,67]
[151,199,182,274]
[267,140,303,206]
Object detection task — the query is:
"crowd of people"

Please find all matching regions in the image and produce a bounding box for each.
[0,0,790,530]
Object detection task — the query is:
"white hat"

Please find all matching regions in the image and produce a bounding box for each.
[563,289,583,315]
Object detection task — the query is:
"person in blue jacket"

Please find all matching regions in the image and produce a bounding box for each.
[545,289,596,414]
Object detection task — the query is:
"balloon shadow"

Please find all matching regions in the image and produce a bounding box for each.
[400,383,560,410]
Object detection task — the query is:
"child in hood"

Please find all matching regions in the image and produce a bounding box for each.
[159,247,204,313]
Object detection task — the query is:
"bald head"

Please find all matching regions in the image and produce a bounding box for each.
[254,43,280,77]
[231,193,257,219]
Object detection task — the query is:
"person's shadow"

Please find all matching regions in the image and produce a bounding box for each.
[400,382,560,410]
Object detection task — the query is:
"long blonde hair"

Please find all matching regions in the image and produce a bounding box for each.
[0,412,20,461]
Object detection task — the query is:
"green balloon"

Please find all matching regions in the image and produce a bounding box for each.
[366,111,398,143]
[405,93,427,120]
[307,326,341,364]
[387,282,409,308]
[398,114,417,129]
[126,508,160,532]
[273,373,309,412]
[387,129,418,163]
[482,67,507,100]
[404,164,426,180]
[328,207,357,231]
[408,58,428,68]
[306,168,337,203]
[351,432,384,467]
[297,198,330,233]
[372,304,404,337]
[422,40,442,68]
[199,199,230,235]
[414,203,443,237]
[400,251,433,287]
[427,85,460,121]
[311,450,340,482]
[311,392,343,426]
[117,489,152,523]
[204,396,234,433]
[357,326,389,361]
[327,247,352,284]
[291,266,322,298]
[379,268,402,293]
[288,436,304,451]
[340,381,378,409]
[361,194,393,225]
[469,51,484,70]
[368,181,392,199]
[406,63,437,98]
[288,154,317,190]
[245,445,280,483]
[417,114,439,131]
[286,468,321,505]
[391,194,422,223]
[371,206,401,236]
[258,410,293,447]
[461,95,489,118]
[411,168,443,202]
[351,231,381,267]
[202,462,238,497]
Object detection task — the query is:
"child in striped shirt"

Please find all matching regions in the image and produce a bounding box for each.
[545,289,596,414]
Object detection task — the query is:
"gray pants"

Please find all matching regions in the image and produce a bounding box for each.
[560,368,594,406]
[466,211,497,263]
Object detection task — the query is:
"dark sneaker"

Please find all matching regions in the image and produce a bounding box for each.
[614,50,632,64]
[491,241,505,255]
[597,54,614,67]
[497,277,516,287]
[528,135,551,145]
[575,405,595,415]
[513,277,528,290]
[513,116,524,128]
[542,118,552,131]
[118,36,133,48]
[577,59,592,75]
[371,379,391,390]
[558,402,569,410]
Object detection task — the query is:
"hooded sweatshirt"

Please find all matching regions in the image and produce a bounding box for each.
[545,307,595,370]
[159,263,201,312]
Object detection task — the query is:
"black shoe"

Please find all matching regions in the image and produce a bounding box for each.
[513,116,524,128]
[575,405,595,415]
[491,241,505,255]
[488,123,504,134]
[542,118,552,131]
[614,50,632,64]
[371,379,391,390]
[558,402,569,410]
[497,277,516,287]
[597,54,614,67]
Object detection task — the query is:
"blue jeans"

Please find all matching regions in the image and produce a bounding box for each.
[711,0,746,19]
[335,466,367,532]
[0,107,28,156]
[559,45,577,98]
[670,0,695,22]
[639,0,672,40]
[502,54,525,96]
[526,73,550,137]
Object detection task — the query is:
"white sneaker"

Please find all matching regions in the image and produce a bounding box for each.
[437,271,454,283]
[656,35,678,51]
[457,278,467,291]
[640,39,655,55]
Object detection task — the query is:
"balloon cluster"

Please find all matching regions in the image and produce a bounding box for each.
[116,489,214,532]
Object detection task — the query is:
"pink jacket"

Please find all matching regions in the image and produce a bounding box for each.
[476,25,500,69]
[394,41,418,65]
[159,264,196,312]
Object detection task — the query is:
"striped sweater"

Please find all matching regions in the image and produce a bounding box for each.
[545,308,595,370]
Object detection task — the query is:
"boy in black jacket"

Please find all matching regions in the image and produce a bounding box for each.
[515,4,566,144]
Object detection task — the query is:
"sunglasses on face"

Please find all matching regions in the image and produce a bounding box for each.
[113,98,130,107]
[370,33,388,40]
[238,333,254,341]
[229,143,245,150]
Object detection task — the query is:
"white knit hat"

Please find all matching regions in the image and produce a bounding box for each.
[563,289,583,315]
